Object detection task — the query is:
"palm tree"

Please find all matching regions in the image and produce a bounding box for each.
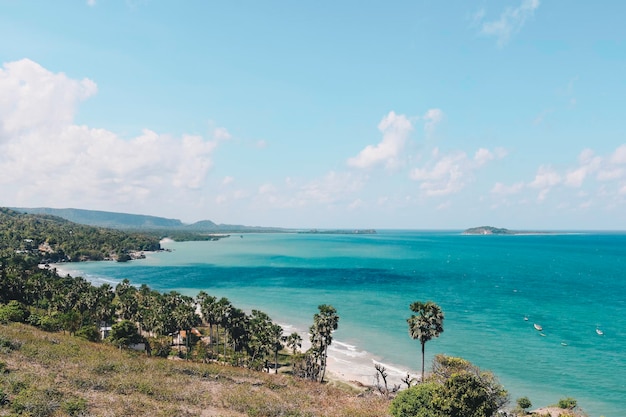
[310,304,339,383]
[269,323,284,374]
[197,291,218,352]
[407,301,444,382]
[285,332,302,355]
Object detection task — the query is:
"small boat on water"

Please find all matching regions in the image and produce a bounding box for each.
[596,328,604,336]
[523,316,529,321]
[534,323,543,331]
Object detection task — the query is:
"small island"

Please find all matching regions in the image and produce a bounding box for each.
[463,226,555,235]
[463,226,515,235]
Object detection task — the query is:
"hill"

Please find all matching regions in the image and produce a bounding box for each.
[13,207,288,233]
[0,323,389,417]
[0,207,160,261]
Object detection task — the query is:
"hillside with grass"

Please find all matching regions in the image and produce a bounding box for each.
[0,323,388,417]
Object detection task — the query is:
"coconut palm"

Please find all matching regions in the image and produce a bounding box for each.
[407,301,444,382]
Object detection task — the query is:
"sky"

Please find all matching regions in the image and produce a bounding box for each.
[1,1,625,230]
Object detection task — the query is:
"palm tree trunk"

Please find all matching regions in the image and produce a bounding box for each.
[320,345,328,383]
[421,341,425,383]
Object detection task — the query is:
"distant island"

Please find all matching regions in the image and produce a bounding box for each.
[463,226,553,235]
[464,226,515,235]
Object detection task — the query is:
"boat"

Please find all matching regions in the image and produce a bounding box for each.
[523,316,529,321]
[596,328,604,336]
[534,323,543,331]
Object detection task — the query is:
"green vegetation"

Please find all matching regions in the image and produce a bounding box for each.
[0,206,590,416]
[407,301,444,382]
[1,207,160,262]
[0,323,389,417]
[390,355,508,417]
[517,396,532,412]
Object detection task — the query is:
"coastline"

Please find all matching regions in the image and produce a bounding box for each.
[48,233,625,417]
[50,261,413,391]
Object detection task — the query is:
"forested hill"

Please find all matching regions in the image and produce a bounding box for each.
[0,207,160,262]
[12,207,184,229]
[13,207,288,233]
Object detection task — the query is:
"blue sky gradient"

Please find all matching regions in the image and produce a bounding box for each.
[1,1,625,229]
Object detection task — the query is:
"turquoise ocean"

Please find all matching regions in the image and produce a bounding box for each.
[60,231,626,416]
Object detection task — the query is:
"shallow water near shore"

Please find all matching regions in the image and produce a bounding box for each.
[61,231,626,416]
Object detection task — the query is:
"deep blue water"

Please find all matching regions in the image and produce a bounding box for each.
[62,231,626,416]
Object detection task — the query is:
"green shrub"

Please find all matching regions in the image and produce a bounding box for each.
[27,313,62,332]
[147,336,172,358]
[0,300,30,323]
[517,396,532,411]
[390,382,441,417]
[558,397,577,409]
[76,325,100,342]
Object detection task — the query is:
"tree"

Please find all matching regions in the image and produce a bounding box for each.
[215,297,232,359]
[197,291,218,351]
[269,323,284,374]
[407,301,444,382]
[109,319,143,350]
[517,396,532,413]
[285,332,302,355]
[309,304,339,383]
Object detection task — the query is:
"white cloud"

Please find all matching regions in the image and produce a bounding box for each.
[410,147,503,196]
[212,127,232,141]
[610,144,626,164]
[87,0,96,6]
[0,59,96,136]
[222,176,235,186]
[0,59,224,212]
[529,165,561,189]
[480,0,540,46]
[347,111,413,169]
[410,151,468,196]
[423,108,444,135]
[491,182,524,195]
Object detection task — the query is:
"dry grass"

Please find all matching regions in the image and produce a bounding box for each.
[0,323,390,416]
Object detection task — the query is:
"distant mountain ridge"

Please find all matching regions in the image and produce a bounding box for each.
[12,207,286,233]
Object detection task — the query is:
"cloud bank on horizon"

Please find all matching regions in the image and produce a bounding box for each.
[1,1,625,229]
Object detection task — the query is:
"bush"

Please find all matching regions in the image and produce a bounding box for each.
[517,396,532,411]
[0,300,30,323]
[76,325,100,342]
[390,382,441,417]
[558,397,577,409]
[147,336,172,358]
[39,314,62,332]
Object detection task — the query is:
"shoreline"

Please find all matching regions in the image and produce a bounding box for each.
[51,261,416,391]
